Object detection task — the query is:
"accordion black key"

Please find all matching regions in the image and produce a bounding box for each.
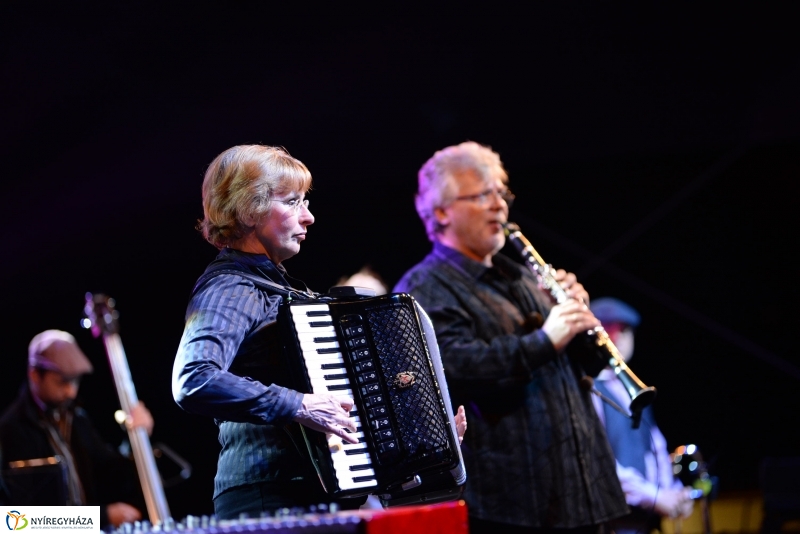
[279,292,466,506]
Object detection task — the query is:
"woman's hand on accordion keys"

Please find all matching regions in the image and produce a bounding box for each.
[293,393,360,444]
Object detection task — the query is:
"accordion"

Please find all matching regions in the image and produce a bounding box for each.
[279,292,466,506]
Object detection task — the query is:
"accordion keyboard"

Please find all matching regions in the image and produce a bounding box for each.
[289,303,379,492]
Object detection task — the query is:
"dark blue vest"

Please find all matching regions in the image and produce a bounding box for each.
[595,379,654,477]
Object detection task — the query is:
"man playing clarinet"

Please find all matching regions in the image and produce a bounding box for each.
[394,141,628,534]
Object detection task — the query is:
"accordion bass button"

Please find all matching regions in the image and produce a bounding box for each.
[356,372,379,385]
[368,406,388,418]
[370,418,391,430]
[344,325,366,337]
[374,428,394,441]
[377,440,400,461]
[378,441,398,454]
[364,394,384,407]
[351,348,371,361]
[360,383,381,395]
[346,336,368,348]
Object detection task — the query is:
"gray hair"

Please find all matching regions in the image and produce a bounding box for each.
[415,141,508,241]
[198,145,312,248]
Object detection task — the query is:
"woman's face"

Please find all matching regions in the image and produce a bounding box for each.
[251,190,314,264]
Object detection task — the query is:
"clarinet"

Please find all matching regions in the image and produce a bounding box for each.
[503,222,657,416]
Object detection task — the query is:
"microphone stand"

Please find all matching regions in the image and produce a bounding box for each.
[581,376,644,429]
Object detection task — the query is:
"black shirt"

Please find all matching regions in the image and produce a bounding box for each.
[394,242,628,528]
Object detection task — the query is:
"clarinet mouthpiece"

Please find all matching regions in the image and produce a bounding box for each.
[503,221,520,234]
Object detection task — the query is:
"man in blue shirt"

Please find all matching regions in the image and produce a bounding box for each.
[589,297,694,533]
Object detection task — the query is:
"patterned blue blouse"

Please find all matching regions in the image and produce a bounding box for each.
[172,248,308,498]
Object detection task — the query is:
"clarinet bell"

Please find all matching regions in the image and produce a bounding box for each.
[616,367,657,414]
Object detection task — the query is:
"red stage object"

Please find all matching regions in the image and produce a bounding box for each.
[358,500,468,534]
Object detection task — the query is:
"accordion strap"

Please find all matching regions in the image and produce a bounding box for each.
[294,424,330,493]
[192,267,317,300]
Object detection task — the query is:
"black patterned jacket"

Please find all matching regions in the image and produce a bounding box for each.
[394,242,628,528]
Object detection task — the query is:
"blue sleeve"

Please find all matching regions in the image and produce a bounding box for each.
[172,274,303,425]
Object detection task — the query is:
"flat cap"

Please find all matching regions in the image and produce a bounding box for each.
[590,297,641,327]
[28,330,93,378]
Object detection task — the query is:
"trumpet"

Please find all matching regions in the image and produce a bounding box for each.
[503,222,657,418]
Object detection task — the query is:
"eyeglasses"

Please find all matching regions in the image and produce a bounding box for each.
[452,188,515,208]
[278,197,310,213]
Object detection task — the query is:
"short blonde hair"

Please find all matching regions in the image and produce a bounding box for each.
[415,141,508,241]
[198,145,312,248]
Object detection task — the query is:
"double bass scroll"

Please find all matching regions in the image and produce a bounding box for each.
[82,293,171,525]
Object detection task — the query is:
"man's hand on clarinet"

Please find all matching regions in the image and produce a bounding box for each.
[541,299,600,352]
[293,393,360,444]
[552,269,591,304]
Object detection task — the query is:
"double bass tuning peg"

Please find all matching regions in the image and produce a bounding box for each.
[82,292,120,337]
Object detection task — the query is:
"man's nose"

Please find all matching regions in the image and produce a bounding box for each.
[64,382,79,399]
[488,189,506,209]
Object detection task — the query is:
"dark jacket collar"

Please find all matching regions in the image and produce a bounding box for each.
[14,383,70,429]
[209,248,290,283]
[431,241,490,281]
[431,241,523,282]
[192,248,317,299]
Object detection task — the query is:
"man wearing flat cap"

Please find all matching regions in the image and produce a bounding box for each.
[0,330,152,528]
[589,298,694,534]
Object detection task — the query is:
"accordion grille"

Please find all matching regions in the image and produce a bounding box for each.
[367,303,451,460]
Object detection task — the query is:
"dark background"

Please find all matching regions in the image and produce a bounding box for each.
[2,3,799,520]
